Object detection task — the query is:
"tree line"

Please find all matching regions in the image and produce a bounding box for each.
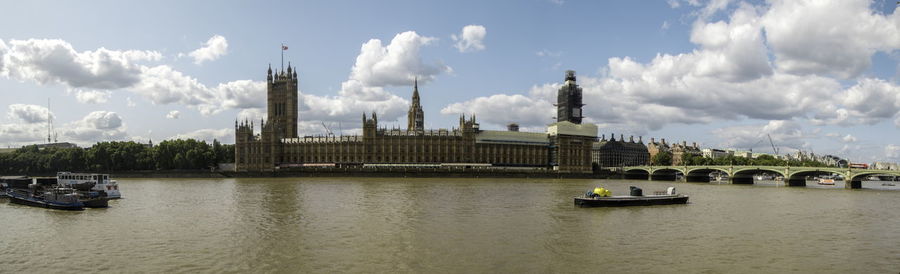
[0,139,233,175]
[650,151,830,167]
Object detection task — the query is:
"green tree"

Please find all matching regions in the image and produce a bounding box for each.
[652,151,673,166]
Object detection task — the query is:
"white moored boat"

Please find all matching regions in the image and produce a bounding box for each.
[56,172,121,199]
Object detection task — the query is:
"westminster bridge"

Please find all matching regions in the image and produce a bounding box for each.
[613,165,900,189]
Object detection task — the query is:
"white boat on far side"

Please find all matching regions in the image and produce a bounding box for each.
[56,172,122,199]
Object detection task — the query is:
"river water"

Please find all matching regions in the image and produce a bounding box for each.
[2,177,899,273]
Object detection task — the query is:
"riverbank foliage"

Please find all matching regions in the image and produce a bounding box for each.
[0,139,233,174]
[679,153,830,167]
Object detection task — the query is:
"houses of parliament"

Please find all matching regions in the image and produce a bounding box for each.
[235,65,603,173]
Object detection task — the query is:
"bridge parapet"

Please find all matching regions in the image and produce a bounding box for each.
[619,165,900,189]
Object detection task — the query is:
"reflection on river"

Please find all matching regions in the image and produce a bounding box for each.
[1,178,899,273]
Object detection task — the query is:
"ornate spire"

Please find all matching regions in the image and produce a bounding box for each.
[412,77,420,103]
[407,77,424,132]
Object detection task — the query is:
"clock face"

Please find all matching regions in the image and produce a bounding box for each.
[573,108,582,117]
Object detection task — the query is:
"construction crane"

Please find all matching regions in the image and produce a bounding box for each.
[767,134,779,155]
[320,122,334,136]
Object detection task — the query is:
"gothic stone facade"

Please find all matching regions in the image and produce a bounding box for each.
[592,134,650,168]
[235,66,596,173]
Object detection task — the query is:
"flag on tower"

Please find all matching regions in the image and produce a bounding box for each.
[280,44,288,70]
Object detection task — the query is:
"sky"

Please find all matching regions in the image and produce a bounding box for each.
[1,0,900,164]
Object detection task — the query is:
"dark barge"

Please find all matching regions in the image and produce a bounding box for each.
[574,194,689,207]
[6,188,85,211]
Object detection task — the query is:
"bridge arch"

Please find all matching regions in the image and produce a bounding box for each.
[786,170,842,187]
[847,171,900,189]
[624,169,650,180]
[732,167,786,184]
[684,167,730,183]
[651,167,683,181]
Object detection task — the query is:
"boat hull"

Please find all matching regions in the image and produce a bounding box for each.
[8,196,84,211]
[82,197,110,208]
[574,195,689,207]
[6,191,84,211]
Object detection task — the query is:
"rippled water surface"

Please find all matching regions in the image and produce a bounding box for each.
[2,178,900,273]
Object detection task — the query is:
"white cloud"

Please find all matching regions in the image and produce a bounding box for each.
[350,31,449,87]
[132,65,265,115]
[887,144,900,159]
[166,110,180,119]
[0,38,261,116]
[440,0,900,135]
[0,123,45,145]
[299,81,409,124]
[761,0,900,79]
[0,32,445,122]
[452,25,487,53]
[73,89,111,104]
[698,0,734,19]
[236,108,265,122]
[0,106,126,145]
[0,38,160,89]
[440,93,554,128]
[168,128,233,143]
[7,104,52,124]
[687,3,772,82]
[0,39,7,76]
[711,120,807,152]
[295,30,449,132]
[62,111,127,143]
[536,50,562,57]
[841,134,857,143]
[126,97,136,107]
[187,35,228,65]
[836,78,900,125]
[661,21,671,30]
[667,0,680,8]
[216,80,267,110]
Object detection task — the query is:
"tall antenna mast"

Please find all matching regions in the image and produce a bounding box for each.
[47,98,51,144]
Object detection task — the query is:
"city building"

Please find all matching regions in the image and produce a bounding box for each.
[820,155,848,167]
[730,150,753,159]
[592,134,649,168]
[671,141,701,165]
[235,67,597,173]
[647,138,670,161]
[872,162,899,171]
[701,148,730,159]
